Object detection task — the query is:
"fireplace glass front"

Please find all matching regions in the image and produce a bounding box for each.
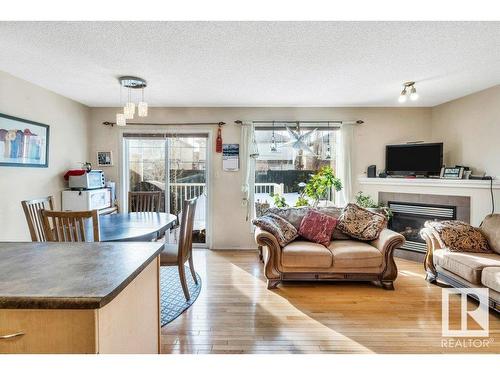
[388,201,457,253]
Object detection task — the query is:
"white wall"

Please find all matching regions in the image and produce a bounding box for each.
[89,107,431,249]
[431,84,500,176]
[0,71,89,241]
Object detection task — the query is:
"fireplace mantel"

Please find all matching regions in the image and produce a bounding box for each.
[358,177,500,189]
[357,176,499,227]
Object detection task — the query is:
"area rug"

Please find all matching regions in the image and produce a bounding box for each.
[160,266,202,326]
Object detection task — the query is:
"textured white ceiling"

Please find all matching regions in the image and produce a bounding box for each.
[0,21,499,107]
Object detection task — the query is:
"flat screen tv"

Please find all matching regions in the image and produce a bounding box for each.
[386,142,443,176]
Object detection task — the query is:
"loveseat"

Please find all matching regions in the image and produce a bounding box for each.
[254,206,405,290]
[420,214,500,312]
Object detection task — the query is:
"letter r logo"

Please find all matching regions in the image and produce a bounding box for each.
[442,288,489,337]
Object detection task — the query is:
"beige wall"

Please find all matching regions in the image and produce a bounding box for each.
[89,107,431,249]
[431,84,500,176]
[0,71,89,241]
[1,69,496,247]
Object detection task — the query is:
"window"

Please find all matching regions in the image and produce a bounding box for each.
[254,124,339,207]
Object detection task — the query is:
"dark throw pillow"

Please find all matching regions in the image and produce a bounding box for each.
[337,203,387,241]
[425,220,491,253]
[298,210,338,247]
[316,206,351,240]
[252,213,298,247]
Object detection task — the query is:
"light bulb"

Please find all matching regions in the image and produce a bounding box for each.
[138,101,148,117]
[124,105,134,120]
[125,102,135,118]
[116,113,126,127]
[410,86,419,101]
[398,93,407,103]
[270,137,277,152]
[325,145,331,160]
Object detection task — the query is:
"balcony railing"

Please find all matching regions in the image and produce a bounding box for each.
[254,183,284,196]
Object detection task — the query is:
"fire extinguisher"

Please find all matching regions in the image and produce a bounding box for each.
[216,124,223,153]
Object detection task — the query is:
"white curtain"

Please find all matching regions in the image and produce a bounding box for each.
[337,123,354,206]
[241,121,259,223]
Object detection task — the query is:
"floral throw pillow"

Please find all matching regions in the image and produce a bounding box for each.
[264,207,310,229]
[337,203,387,241]
[425,220,491,253]
[298,210,338,247]
[317,207,351,240]
[252,213,298,247]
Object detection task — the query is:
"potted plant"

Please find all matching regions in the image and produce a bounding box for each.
[354,191,393,220]
[294,182,310,207]
[270,192,289,208]
[303,166,342,207]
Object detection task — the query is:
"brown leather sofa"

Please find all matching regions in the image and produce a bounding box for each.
[254,207,405,290]
[420,214,500,312]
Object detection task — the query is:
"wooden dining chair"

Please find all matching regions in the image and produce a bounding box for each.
[41,209,100,242]
[21,196,55,242]
[160,198,198,300]
[128,191,162,213]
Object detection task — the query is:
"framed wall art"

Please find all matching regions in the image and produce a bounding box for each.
[97,151,114,167]
[0,113,49,168]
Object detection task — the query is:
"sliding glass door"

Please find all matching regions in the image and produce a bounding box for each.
[123,133,208,246]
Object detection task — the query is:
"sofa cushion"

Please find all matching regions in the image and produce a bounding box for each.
[433,249,500,284]
[481,267,500,293]
[298,210,337,247]
[281,241,333,268]
[426,220,491,253]
[328,240,383,268]
[264,207,309,229]
[252,214,298,247]
[337,203,387,241]
[480,214,500,255]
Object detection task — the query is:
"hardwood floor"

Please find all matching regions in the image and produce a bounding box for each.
[161,250,500,354]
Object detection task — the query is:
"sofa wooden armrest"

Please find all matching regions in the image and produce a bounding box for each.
[370,228,405,256]
[369,228,405,288]
[419,227,443,282]
[254,227,283,289]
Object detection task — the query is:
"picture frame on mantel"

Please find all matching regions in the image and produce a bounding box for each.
[0,113,50,168]
[97,151,114,167]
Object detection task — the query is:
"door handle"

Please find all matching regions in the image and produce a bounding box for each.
[0,332,25,340]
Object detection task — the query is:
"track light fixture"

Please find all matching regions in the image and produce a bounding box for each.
[398,81,418,103]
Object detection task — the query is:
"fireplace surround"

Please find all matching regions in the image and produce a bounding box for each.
[379,192,470,261]
[388,201,456,253]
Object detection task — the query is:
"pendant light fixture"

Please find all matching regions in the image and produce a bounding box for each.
[124,85,135,119]
[324,122,332,160]
[116,76,148,125]
[270,121,278,152]
[138,87,148,117]
[116,113,126,127]
[116,82,126,126]
[398,81,418,103]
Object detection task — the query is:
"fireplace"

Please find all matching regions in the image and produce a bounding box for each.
[388,201,457,253]
[378,192,470,261]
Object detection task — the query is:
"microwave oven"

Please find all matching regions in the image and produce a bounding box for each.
[68,170,105,190]
[62,188,111,211]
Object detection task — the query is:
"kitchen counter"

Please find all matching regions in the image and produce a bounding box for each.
[0,242,164,309]
[0,242,164,353]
